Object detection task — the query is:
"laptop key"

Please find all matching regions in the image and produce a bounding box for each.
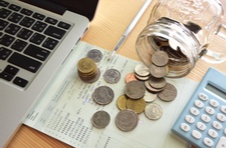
[8,4,21,12]
[30,33,46,45]
[58,21,71,30]
[0,72,14,81]
[0,1,9,7]
[20,8,33,16]
[44,26,66,39]
[0,47,12,60]
[32,12,45,20]
[8,12,23,23]
[24,44,50,61]
[45,17,58,25]
[20,16,35,28]
[42,37,59,50]
[0,8,12,19]
[4,65,19,76]
[8,52,42,73]
[17,28,33,40]
[0,34,15,46]
[0,19,9,30]
[13,77,28,88]
[5,23,21,35]
[11,39,28,52]
[32,21,47,32]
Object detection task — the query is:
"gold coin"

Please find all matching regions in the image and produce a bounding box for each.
[77,57,96,74]
[126,98,146,114]
[116,95,128,110]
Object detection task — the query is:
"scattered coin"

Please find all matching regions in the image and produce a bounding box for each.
[143,90,157,103]
[149,76,166,89]
[87,49,103,62]
[149,64,168,78]
[151,50,169,66]
[125,73,137,83]
[116,95,128,110]
[91,110,110,128]
[115,109,138,132]
[144,103,163,120]
[92,86,114,105]
[134,64,150,77]
[134,74,150,81]
[103,69,121,84]
[125,80,146,99]
[126,98,146,114]
[157,83,177,102]
[144,80,164,93]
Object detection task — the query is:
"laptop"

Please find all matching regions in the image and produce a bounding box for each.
[0,0,99,146]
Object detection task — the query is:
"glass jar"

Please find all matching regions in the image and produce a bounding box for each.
[136,0,226,78]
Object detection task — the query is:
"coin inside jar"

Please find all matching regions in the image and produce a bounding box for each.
[92,86,114,105]
[151,50,169,66]
[115,109,138,132]
[91,110,110,128]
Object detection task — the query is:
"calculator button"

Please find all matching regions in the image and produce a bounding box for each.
[205,106,215,115]
[198,93,208,101]
[201,114,211,123]
[220,106,226,114]
[185,115,195,124]
[194,100,204,108]
[217,113,226,122]
[190,107,200,116]
[209,99,219,108]
[192,130,202,139]
[212,121,222,130]
[203,137,214,147]
[216,137,226,148]
[180,123,190,132]
[197,122,206,131]
[208,129,218,138]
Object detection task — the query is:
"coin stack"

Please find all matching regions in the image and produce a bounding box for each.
[77,57,100,83]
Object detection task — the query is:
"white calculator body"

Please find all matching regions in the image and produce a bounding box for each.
[172,68,226,148]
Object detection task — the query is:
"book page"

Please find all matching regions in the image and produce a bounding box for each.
[24,41,198,148]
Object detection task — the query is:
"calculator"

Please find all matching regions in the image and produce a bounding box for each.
[172,68,226,148]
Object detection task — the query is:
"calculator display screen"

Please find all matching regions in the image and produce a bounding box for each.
[205,83,226,99]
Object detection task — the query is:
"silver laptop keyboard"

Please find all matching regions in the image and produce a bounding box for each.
[0,0,72,88]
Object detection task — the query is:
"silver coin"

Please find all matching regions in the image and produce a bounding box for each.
[143,90,157,103]
[151,50,169,66]
[92,86,114,105]
[149,76,166,89]
[103,69,121,84]
[149,64,168,78]
[87,49,103,62]
[144,80,164,93]
[157,83,177,102]
[144,103,163,120]
[134,73,150,81]
[125,80,145,99]
[115,109,138,132]
[134,64,150,77]
[91,110,110,128]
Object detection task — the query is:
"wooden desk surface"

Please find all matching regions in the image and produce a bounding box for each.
[7,0,226,147]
